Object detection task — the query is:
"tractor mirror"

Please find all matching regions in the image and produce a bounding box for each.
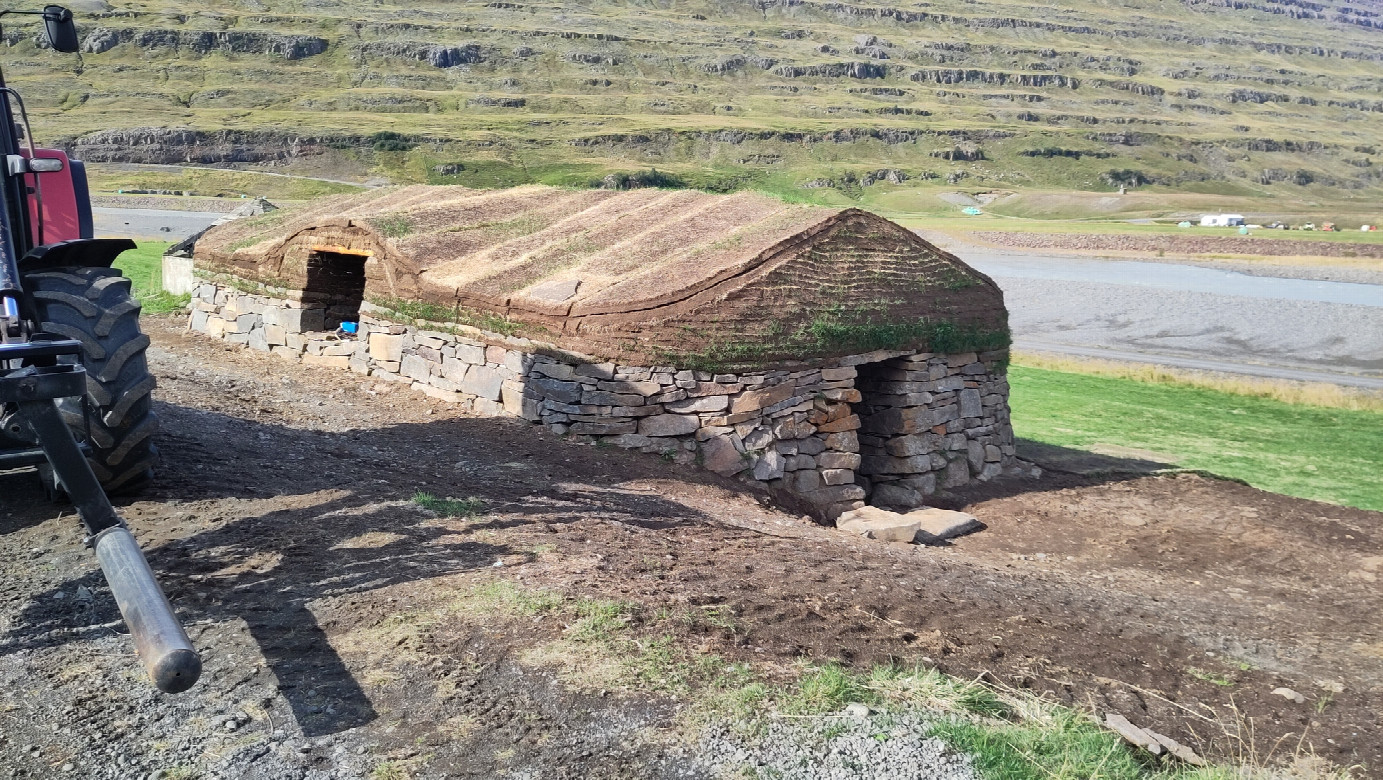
[42,5,77,53]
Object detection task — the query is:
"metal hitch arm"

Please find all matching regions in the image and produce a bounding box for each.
[3,361,201,693]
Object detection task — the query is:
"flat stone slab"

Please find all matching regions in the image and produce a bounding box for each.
[908,507,983,544]
[836,506,921,543]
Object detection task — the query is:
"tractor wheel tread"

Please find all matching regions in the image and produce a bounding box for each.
[30,289,100,319]
[22,265,159,493]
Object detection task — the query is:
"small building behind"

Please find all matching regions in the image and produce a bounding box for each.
[187,185,1020,518]
[1199,213,1246,227]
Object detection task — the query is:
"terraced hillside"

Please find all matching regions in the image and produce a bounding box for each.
[4,0,1383,200]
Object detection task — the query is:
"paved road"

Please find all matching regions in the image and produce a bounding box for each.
[93,207,222,241]
[960,249,1383,389]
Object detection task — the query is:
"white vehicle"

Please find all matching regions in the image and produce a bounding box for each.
[1199,213,1246,227]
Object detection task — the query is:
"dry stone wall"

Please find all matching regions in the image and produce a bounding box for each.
[188,281,1018,518]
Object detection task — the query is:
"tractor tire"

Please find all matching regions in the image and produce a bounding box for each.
[23,266,158,494]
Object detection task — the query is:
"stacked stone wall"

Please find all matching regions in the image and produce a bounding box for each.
[188,281,1018,518]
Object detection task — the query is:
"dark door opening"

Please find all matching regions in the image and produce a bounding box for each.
[303,250,367,331]
[850,357,932,508]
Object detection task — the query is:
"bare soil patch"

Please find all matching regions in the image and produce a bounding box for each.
[0,316,1377,778]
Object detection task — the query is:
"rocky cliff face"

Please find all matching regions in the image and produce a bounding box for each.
[80,27,327,59]
[62,128,347,164]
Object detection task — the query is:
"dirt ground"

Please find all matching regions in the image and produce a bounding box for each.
[0,315,1378,779]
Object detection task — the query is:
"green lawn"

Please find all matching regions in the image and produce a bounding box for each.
[109,240,186,314]
[1009,366,1383,512]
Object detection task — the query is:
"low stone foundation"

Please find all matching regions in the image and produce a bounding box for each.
[188,281,1019,518]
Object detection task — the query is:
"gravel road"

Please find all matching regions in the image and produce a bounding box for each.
[93,207,222,241]
[952,249,1383,387]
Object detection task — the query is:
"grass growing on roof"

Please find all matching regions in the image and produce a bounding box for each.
[1008,366,1383,511]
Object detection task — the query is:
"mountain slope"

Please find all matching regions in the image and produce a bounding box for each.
[4,0,1382,199]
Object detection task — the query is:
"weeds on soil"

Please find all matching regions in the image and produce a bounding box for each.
[365,579,1361,780]
[411,492,486,518]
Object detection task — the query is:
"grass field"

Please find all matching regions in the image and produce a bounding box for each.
[110,240,185,315]
[1009,365,1383,512]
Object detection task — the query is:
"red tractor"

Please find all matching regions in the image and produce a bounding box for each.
[0,6,199,692]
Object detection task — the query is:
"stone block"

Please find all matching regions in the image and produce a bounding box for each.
[872,483,924,508]
[793,468,821,492]
[247,328,268,351]
[752,449,785,481]
[822,431,858,452]
[817,452,861,470]
[666,395,729,413]
[473,398,506,416]
[967,440,985,471]
[943,457,970,488]
[231,313,257,334]
[822,388,862,403]
[741,427,773,451]
[401,354,432,381]
[958,388,982,419]
[528,376,583,403]
[369,333,404,362]
[441,356,470,383]
[897,473,937,495]
[271,345,301,362]
[569,420,637,435]
[909,508,982,544]
[504,350,528,375]
[264,324,287,346]
[685,381,743,397]
[860,454,931,475]
[609,405,665,417]
[884,433,938,457]
[696,425,732,441]
[414,383,466,404]
[947,352,978,367]
[451,343,484,365]
[787,454,817,471]
[530,360,575,380]
[649,388,688,404]
[836,506,920,543]
[985,444,1002,462]
[701,434,748,476]
[815,414,861,433]
[462,364,505,401]
[598,379,661,396]
[302,354,350,370]
[281,307,326,333]
[605,433,654,449]
[503,382,541,421]
[574,362,616,380]
[322,342,357,357]
[820,367,857,381]
[189,309,209,332]
[730,381,796,414]
[798,437,826,456]
[821,468,854,486]
[583,390,644,406]
[638,414,700,437]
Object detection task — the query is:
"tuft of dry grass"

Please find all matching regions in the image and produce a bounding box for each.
[1013,351,1383,412]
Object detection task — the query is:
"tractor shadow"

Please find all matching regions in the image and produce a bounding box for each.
[0,402,722,738]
